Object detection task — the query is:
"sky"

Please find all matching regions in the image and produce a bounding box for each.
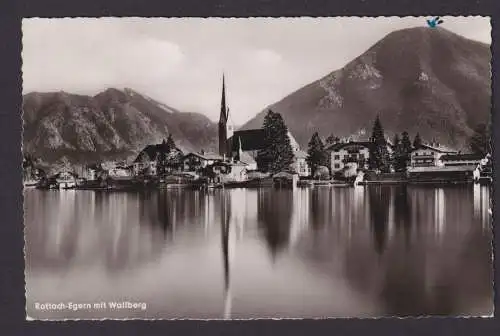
[22,17,491,125]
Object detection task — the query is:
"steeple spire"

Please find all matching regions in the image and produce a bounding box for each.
[219,73,227,123]
[237,136,243,160]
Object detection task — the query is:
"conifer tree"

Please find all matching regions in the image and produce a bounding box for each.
[157,139,168,176]
[165,134,183,171]
[368,115,390,172]
[325,134,340,146]
[392,133,403,172]
[413,133,423,149]
[400,131,412,171]
[257,110,295,174]
[469,123,491,156]
[307,132,327,175]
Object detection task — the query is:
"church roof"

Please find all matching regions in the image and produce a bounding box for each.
[134,143,168,162]
[239,151,256,165]
[230,129,267,152]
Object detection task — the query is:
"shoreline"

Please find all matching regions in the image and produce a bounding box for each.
[29,179,491,192]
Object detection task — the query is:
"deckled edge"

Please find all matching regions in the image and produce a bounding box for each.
[21,15,494,321]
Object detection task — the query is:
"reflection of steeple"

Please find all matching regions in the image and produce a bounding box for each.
[220,191,232,319]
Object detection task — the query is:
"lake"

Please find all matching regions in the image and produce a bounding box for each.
[24,185,493,319]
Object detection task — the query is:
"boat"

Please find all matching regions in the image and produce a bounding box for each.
[297,180,314,188]
[55,171,77,190]
[313,180,332,187]
[23,180,39,188]
[207,183,223,189]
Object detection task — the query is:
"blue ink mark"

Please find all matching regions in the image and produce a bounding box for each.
[427,17,444,28]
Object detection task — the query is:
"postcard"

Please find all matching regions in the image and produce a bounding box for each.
[23,16,492,319]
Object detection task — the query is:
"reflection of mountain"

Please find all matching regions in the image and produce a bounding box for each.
[26,190,171,273]
[25,191,81,270]
[257,189,293,258]
[287,186,492,316]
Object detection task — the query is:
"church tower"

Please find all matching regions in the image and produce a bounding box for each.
[218,74,233,158]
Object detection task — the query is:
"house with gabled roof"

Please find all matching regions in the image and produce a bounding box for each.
[410,143,458,168]
[182,151,224,172]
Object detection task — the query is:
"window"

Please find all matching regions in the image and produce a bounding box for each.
[334,155,340,160]
[334,164,340,169]
[359,154,364,160]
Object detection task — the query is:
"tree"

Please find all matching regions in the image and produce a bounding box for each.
[157,135,184,176]
[400,131,413,171]
[413,132,423,149]
[164,134,183,171]
[325,134,340,146]
[256,110,295,174]
[165,134,176,152]
[392,133,403,172]
[306,132,328,175]
[368,115,391,173]
[469,123,491,156]
[156,139,168,176]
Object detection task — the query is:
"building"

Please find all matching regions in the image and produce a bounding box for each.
[233,137,258,170]
[108,165,132,178]
[410,143,458,168]
[55,171,77,189]
[133,141,183,176]
[407,165,477,181]
[326,141,371,174]
[209,161,248,183]
[183,152,224,172]
[292,150,311,177]
[218,74,234,158]
[217,74,309,176]
[438,153,484,167]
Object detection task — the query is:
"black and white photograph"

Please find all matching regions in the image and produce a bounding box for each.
[22,16,493,319]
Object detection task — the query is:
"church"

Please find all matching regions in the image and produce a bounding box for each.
[217,75,310,177]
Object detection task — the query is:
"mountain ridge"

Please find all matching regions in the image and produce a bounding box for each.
[241,27,491,150]
[22,88,218,166]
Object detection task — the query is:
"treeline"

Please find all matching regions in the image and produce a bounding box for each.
[305,115,489,175]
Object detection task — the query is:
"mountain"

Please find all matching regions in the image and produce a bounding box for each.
[23,88,218,165]
[241,27,491,150]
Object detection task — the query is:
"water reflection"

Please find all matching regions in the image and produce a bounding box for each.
[368,186,391,255]
[257,189,293,259]
[25,185,493,318]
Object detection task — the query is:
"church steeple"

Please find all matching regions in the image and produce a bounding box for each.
[218,73,233,158]
[219,73,228,123]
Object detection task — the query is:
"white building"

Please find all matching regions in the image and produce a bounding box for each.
[326,141,371,173]
[410,144,458,168]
